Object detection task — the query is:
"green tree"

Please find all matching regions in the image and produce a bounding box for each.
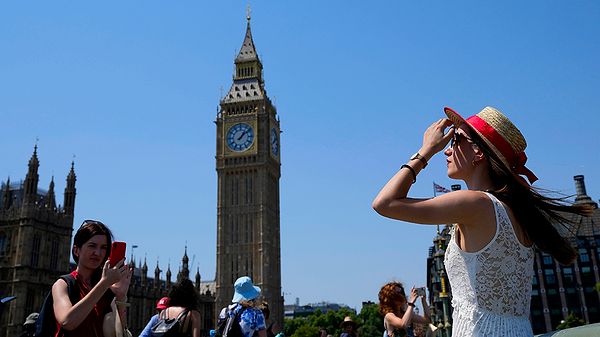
[291,325,320,337]
[284,307,358,337]
[357,303,383,337]
[556,312,585,330]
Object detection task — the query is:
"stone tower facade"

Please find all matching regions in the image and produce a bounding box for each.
[215,14,283,326]
[0,147,76,337]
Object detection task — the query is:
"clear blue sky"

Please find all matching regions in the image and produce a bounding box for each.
[1,1,599,311]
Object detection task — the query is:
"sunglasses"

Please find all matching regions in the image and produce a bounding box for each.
[80,219,106,228]
[450,131,475,148]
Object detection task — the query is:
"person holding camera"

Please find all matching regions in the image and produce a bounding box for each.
[372,107,591,336]
[378,282,430,337]
[51,220,132,337]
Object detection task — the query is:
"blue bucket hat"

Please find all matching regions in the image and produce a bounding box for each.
[232,276,261,303]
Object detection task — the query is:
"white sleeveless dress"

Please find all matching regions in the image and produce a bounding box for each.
[444,192,534,337]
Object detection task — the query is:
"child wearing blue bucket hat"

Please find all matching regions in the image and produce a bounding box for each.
[215,276,267,337]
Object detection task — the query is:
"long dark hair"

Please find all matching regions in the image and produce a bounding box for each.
[72,220,113,284]
[469,131,592,265]
[168,278,199,310]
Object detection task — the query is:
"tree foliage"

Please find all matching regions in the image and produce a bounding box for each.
[556,312,585,330]
[284,304,383,337]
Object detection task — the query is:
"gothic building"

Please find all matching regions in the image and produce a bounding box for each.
[0,147,76,337]
[426,185,460,337]
[127,248,215,336]
[427,176,600,335]
[215,13,284,326]
[530,175,600,333]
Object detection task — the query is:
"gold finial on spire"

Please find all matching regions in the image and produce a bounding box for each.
[246,3,251,22]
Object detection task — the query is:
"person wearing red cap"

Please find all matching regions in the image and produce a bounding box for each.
[373,107,591,337]
[139,297,170,337]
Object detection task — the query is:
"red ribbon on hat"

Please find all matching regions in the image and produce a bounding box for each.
[467,115,538,184]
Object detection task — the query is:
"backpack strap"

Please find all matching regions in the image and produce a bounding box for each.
[59,273,80,305]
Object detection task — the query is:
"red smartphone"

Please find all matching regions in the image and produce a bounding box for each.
[109,241,126,267]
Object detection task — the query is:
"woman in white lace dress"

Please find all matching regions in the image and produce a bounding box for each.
[372,107,591,337]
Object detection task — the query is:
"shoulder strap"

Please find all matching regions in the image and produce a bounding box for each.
[176,309,189,322]
[60,273,80,305]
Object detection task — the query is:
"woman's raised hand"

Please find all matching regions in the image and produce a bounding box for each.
[110,260,132,300]
[409,287,419,305]
[101,259,131,298]
[421,118,454,157]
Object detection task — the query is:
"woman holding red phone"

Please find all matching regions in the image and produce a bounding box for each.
[51,220,132,336]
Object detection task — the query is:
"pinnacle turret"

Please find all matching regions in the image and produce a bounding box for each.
[178,246,190,281]
[2,177,11,210]
[166,263,172,288]
[63,161,77,215]
[23,145,40,204]
[195,267,201,292]
[45,176,56,209]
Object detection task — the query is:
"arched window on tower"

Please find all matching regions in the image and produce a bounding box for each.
[50,237,59,270]
[0,232,7,256]
[31,234,41,267]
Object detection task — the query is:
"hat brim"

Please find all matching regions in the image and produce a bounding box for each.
[340,321,357,328]
[232,285,261,303]
[444,107,467,127]
[444,106,513,171]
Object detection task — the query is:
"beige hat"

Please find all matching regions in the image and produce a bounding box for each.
[340,316,357,329]
[444,106,537,184]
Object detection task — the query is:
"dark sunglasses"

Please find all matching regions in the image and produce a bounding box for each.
[80,219,106,228]
[450,131,475,148]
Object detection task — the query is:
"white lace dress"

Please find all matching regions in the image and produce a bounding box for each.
[444,192,534,337]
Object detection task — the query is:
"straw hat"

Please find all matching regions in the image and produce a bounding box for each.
[340,316,357,329]
[444,106,537,184]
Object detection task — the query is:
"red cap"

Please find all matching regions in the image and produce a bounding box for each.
[156,297,170,310]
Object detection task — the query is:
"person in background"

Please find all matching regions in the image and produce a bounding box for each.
[378,282,430,337]
[138,296,170,337]
[257,301,276,337]
[52,220,132,337]
[156,279,201,337]
[217,276,267,337]
[339,316,358,337]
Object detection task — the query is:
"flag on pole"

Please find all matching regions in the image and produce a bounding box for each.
[433,182,451,193]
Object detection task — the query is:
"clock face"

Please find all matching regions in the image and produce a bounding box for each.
[226,123,254,152]
[270,127,279,156]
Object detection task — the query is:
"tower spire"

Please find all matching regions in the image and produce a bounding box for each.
[2,177,11,210]
[45,176,56,209]
[23,145,40,204]
[63,161,77,215]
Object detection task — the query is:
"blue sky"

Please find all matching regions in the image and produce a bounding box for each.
[1,1,599,311]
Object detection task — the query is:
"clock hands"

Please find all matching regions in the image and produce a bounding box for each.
[236,130,248,142]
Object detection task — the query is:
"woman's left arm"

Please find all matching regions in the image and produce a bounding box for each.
[372,119,489,225]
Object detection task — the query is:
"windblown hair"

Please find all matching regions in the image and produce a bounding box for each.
[72,220,113,284]
[168,278,200,310]
[378,282,406,316]
[468,131,593,265]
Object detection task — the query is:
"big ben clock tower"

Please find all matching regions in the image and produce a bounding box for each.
[215,12,283,325]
